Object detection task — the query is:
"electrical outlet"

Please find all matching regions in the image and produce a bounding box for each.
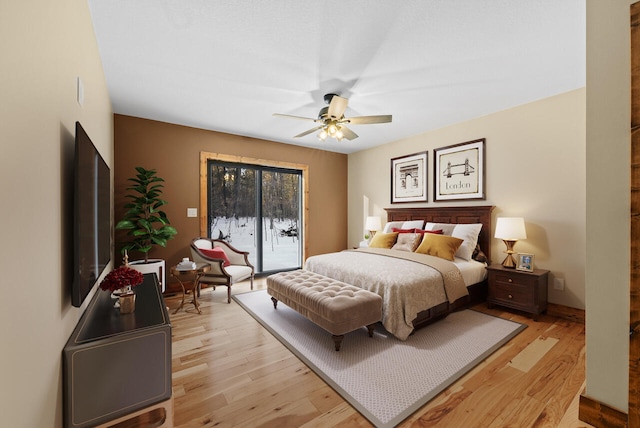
[554,278,565,291]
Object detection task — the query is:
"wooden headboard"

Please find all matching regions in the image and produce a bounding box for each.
[385,206,495,263]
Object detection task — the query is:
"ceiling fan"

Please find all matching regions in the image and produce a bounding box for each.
[273,93,392,141]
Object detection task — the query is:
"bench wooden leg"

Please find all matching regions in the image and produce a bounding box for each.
[332,334,344,351]
[271,296,278,309]
[367,324,375,337]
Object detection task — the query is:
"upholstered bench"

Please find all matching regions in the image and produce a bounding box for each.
[266,269,382,351]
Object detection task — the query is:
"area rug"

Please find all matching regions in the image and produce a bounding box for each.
[233,289,526,428]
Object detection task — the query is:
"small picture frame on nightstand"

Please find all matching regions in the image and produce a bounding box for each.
[516,253,535,272]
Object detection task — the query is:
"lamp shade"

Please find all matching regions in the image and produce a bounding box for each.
[494,217,527,240]
[365,216,382,232]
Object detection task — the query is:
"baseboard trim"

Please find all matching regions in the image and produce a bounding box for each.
[547,302,585,324]
[579,393,627,428]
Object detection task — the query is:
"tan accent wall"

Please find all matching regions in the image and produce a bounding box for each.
[114,115,348,282]
[349,89,586,310]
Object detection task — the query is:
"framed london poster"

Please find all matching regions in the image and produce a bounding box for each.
[390,151,428,203]
[434,138,485,201]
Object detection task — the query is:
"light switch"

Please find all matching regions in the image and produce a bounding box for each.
[77,77,84,106]
[187,208,198,218]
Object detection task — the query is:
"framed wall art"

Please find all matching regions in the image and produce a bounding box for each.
[390,151,428,203]
[516,253,535,272]
[433,138,485,201]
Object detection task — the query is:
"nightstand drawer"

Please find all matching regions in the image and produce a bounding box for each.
[492,272,538,289]
[490,281,532,308]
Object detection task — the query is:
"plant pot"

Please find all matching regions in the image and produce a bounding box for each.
[129,259,166,292]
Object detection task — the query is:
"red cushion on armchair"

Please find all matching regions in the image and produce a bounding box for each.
[199,247,231,267]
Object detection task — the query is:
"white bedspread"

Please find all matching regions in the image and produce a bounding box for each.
[304,248,473,340]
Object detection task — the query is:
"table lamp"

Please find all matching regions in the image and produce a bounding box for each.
[494,217,527,268]
[365,216,382,239]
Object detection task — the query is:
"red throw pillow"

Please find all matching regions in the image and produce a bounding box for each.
[199,247,231,267]
[392,227,416,233]
[415,229,444,235]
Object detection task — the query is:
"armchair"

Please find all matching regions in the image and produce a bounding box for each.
[190,238,254,303]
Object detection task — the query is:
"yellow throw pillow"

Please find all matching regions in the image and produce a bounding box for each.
[415,233,464,261]
[369,232,398,249]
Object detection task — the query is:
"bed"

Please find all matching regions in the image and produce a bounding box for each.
[304,206,494,340]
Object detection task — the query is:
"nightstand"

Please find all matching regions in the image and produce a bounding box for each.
[486,264,549,320]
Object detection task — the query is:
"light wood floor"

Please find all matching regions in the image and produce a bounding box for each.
[166,278,594,427]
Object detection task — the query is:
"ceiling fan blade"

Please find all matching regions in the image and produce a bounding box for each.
[340,125,358,140]
[345,114,392,125]
[294,125,324,138]
[273,113,317,122]
[327,95,348,119]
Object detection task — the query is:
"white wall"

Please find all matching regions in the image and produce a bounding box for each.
[349,88,586,310]
[0,1,113,426]
[584,0,631,413]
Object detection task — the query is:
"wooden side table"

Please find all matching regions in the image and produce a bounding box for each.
[486,264,549,320]
[170,263,210,314]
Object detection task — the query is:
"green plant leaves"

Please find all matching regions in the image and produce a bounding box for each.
[116,167,177,262]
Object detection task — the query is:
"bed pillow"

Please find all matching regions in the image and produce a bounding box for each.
[451,223,483,261]
[199,247,231,266]
[391,233,422,252]
[414,234,464,261]
[415,228,443,235]
[383,220,425,233]
[392,227,416,233]
[382,221,404,233]
[369,232,398,249]
[473,244,488,263]
[401,220,424,230]
[424,222,456,236]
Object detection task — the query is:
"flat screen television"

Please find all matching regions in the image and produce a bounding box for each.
[72,121,111,307]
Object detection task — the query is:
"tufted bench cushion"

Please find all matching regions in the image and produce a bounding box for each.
[267,269,382,351]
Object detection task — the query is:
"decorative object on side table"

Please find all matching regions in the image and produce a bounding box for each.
[115,166,178,293]
[494,217,527,268]
[100,251,144,314]
[177,257,197,270]
[516,253,535,272]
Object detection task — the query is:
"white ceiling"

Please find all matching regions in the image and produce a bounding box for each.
[88,0,585,154]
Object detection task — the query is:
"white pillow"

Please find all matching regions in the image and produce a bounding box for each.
[382,220,424,232]
[382,221,404,233]
[402,220,425,230]
[451,223,483,261]
[424,222,456,235]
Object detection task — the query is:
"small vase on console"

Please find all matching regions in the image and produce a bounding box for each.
[100,251,144,314]
[118,289,136,314]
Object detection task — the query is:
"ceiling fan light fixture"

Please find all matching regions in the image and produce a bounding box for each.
[274,93,391,143]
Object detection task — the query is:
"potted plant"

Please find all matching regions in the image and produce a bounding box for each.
[116,167,178,292]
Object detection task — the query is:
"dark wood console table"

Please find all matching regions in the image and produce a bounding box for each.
[63,273,172,428]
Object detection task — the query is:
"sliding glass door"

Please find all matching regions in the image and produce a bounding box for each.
[207,160,302,274]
